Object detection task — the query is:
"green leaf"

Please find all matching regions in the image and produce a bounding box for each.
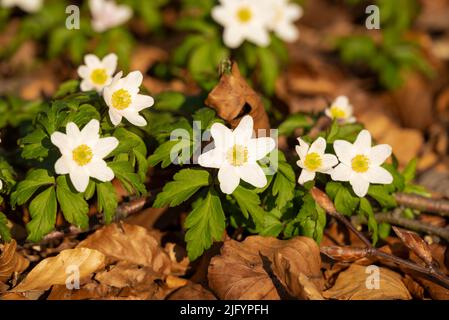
[359,197,378,245]
[148,138,192,168]
[96,182,118,224]
[232,186,265,224]
[297,194,326,243]
[192,108,220,130]
[109,161,146,195]
[19,128,49,160]
[54,80,80,98]
[153,169,210,208]
[11,169,55,207]
[378,222,391,240]
[184,188,226,261]
[333,184,360,216]
[383,163,405,191]
[272,151,296,210]
[0,212,11,242]
[26,186,57,242]
[368,185,397,208]
[154,92,186,112]
[259,209,283,237]
[402,158,417,183]
[257,46,279,95]
[278,114,313,136]
[56,176,89,229]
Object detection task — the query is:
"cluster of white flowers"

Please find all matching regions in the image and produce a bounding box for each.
[89,0,132,33]
[0,0,42,12]
[198,96,392,198]
[77,53,154,127]
[212,0,303,49]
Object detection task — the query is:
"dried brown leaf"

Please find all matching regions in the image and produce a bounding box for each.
[11,248,105,296]
[78,223,171,275]
[323,264,412,300]
[167,283,217,300]
[321,246,370,263]
[205,62,270,133]
[0,240,29,282]
[392,226,434,266]
[208,236,323,300]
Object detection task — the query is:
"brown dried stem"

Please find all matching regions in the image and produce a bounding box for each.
[395,192,449,218]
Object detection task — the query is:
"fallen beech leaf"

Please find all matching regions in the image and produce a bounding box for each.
[48,282,119,300]
[0,240,29,282]
[208,236,323,300]
[95,261,152,289]
[167,283,217,300]
[392,226,434,266]
[323,264,412,300]
[12,248,105,295]
[320,246,370,263]
[78,223,171,275]
[205,62,270,134]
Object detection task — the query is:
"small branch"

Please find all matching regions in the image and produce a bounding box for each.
[308,116,331,139]
[395,192,449,217]
[311,187,449,291]
[352,210,449,242]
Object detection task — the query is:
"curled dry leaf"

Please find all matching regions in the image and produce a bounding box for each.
[78,223,171,275]
[205,62,270,134]
[167,282,217,300]
[0,240,29,283]
[321,246,371,263]
[94,261,154,289]
[392,226,434,266]
[12,248,105,296]
[208,236,323,300]
[323,264,412,300]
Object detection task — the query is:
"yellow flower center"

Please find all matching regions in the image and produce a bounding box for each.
[90,68,108,85]
[304,152,322,171]
[111,89,132,110]
[351,154,370,173]
[227,145,248,167]
[236,7,252,23]
[330,106,346,119]
[72,144,93,166]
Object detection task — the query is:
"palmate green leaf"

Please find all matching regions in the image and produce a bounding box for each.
[96,181,118,224]
[259,208,283,237]
[0,212,11,242]
[20,128,49,160]
[26,186,57,242]
[368,185,397,208]
[148,138,193,168]
[184,188,226,261]
[272,151,296,210]
[56,176,89,230]
[192,108,222,130]
[232,186,265,224]
[153,169,210,208]
[295,194,326,243]
[326,182,359,216]
[11,169,55,207]
[359,197,378,245]
[53,80,80,99]
[67,104,101,128]
[109,161,146,196]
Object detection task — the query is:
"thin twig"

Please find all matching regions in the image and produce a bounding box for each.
[311,187,449,290]
[351,210,449,242]
[395,192,449,217]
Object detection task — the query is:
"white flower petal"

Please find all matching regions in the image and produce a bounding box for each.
[295,138,309,160]
[80,80,94,92]
[309,137,327,155]
[87,159,115,182]
[236,163,267,188]
[54,157,70,175]
[94,137,119,158]
[80,119,100,144]
[0,179,2,190]
[233,115,254,145]
[218,165,240,194]
[51,132,70,152]
[369,144,392,166]
[223,26,245,49]
[298,169,315,184]
[108,109,123,126]
[123,111,147,127]
[124,71,143,88]
[198,148,225,169]
[331,163,352,182]
[210,123,233,150]
[354,130,372,154]
[333,96,349,107]
[66,122,81,138]
[246,26,270,47]
[365,166,393,184]
[102,53,118,74]
[275,23,299,42]
[333,140,354,165]
[247,137,276,161]
[77,65,89,78]
[69,167,90,193]
[319,154,339,172]
[350,175,370,197]
[84,54,101,68]
[134,94,154,111]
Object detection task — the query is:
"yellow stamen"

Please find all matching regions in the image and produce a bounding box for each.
[236,7,252,23]
[304,152,322,171]
[72,144,93,166]
[112,89,132,110]
[90,68,108,85]
[227,145,248,167]
[330,106,346,119]
[351,154,370,173]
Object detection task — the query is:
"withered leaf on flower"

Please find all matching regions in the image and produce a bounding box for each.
[208,236,323,300]
[205,62,270,134]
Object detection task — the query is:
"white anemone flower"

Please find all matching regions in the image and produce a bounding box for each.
[77,53,118,93]
[103,71,154,127]
[296,137,338,184]
[1,0,42,13]
[211,0,271,49]
[89,0,132,33]
[325,96,356,124]
[198,115,276,194]
[51,119,119,193]
[266,0,303,42]
[331,130,393,197]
